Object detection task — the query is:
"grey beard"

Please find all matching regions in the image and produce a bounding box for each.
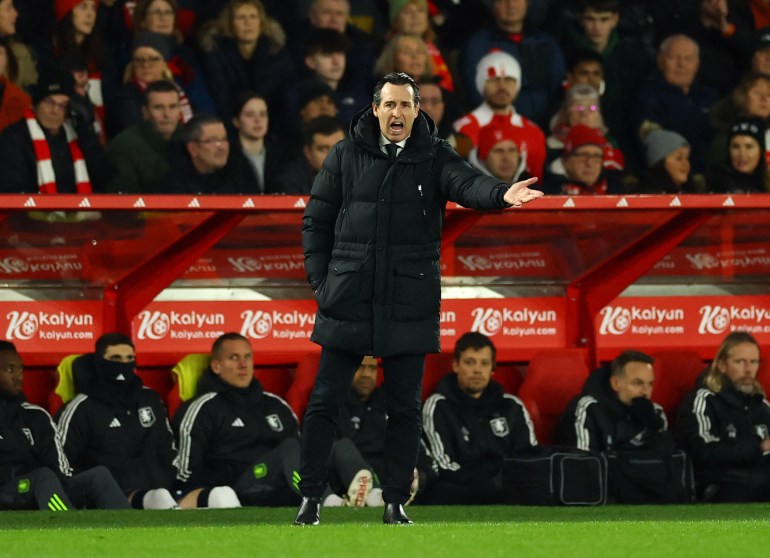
[735,382,756,395]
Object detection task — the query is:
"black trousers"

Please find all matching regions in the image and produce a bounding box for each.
[327,437,381,495]
[0,465,127,511]
[299,346,424,504]
[232,437,302,507]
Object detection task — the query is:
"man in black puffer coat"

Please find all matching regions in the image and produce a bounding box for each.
[295,72,543,526]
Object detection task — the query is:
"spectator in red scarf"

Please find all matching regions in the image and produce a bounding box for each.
[0,67,112,193]
[543,124,621,195]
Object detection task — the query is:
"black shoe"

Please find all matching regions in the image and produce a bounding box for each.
[294,497,322,526]
[383,503,413,525]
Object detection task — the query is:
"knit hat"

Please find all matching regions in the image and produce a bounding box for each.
[475,50,521,95]
[132,31,174,62]
[563,124,607,157]
[31,67,75,105]
[728,117,766,151]
[298,79,335,109]
[644,130,689,167]
[55,0,99,22]
[477,115,520,161]
[388,0,427,23]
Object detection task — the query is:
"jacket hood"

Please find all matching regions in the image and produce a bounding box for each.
[72,352,143,407]
[434,372,504,407]
[581,364,628,417]
[468,145,528,183]
[349,106,438,163]
[196,368,264,400]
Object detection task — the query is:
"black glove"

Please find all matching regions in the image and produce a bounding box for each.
[628,396,664,431]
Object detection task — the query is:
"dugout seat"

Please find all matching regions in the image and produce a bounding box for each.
[649,350,705,426]
[495,362,524,395]
[284,352,321,422]
[757,356,770,396]
[517,349,590,444]
[421,352,453,401]
[136,368,174,402]
[254,366,294,398]
[22,368,57,411]
[166,353,210,419]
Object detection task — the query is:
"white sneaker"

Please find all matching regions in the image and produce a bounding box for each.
[207,486,242,508]
[365,487,384,507]
[322,494,345,507]
[142,488,179,510]
[345,469,373,508]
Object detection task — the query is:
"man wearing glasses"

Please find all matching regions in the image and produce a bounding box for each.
[166,113,259,194]
[544,124,622,195]
[0,67,111,193]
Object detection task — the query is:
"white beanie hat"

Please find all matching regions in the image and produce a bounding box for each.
[475,50,522,95]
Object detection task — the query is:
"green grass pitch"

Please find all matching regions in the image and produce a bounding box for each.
[2,504,770,558]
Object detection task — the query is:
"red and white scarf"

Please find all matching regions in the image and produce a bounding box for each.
[25,108,92,194]
[87,71,107,145]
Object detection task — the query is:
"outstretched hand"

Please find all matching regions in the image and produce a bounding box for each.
[503,176,544,207]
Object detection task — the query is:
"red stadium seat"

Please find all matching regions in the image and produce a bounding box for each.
[757,355,770,396]
[22,368,56,411]
[649,350,705,426]
[421,353,453,401]
[254,366,294,398]
[285,353,321,422]
[518,349,590,444]
[137,368,174,402]
[495,362,524,395]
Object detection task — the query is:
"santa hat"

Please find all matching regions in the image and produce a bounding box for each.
[477,115,520,161]
[475,50,521,96]
[563,124,607,157]
[55,0,99,22]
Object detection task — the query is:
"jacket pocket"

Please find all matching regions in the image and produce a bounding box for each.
[392,260,440,321]
[317,259,366,320]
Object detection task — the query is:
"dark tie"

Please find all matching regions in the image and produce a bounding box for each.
[385,143,399,159]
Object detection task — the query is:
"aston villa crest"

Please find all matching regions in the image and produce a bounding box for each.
[138,406,156,428]
[489,417,509,438]
[266,414,284,432]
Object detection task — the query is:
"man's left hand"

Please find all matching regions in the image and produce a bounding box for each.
[503,177,543,207]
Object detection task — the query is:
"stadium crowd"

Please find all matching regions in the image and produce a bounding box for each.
[2,0,770,195]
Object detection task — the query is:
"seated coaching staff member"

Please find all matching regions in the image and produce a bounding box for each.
[294,71,542,526]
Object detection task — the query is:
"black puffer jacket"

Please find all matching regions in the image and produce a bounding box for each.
[302,108,511,356]
[555,365,669,452]
[172,370,299,488]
